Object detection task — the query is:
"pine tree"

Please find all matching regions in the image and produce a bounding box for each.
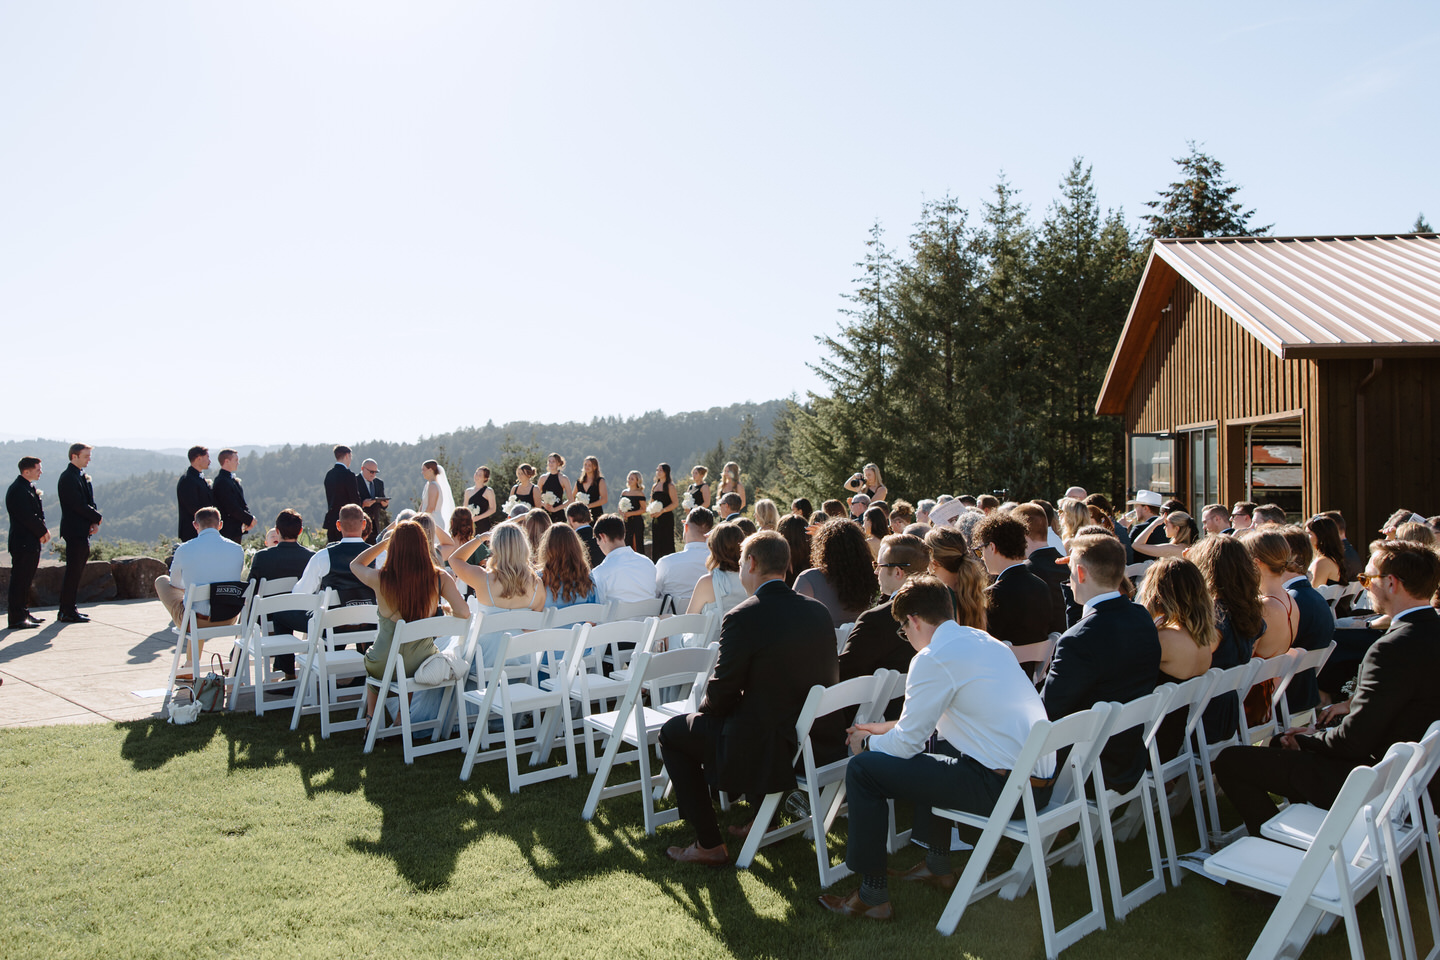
[1142,142,1271,239]
[1416,213,1434,233]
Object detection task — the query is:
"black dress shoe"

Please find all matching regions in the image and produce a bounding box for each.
[8,621,39,630]
[57,611,90,623]
[25,615,45,625]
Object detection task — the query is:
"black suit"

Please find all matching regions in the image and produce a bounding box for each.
[57,463,102,614]
[659,578,842,848]
[1042,594,1161,790]
[1341,539,1364,583]
[575,525,605,569]
[1286,577,1337,714]
[985,562,1055,649]
[1217,607,1440,836]
[175,466,213,542]
[839,596,913,720]
[358,475,389,544]
[212,469,254,544]
[323,463,361,542]
[247,541,317,671]
[6,475,47,626]
[1025,547,1069,636]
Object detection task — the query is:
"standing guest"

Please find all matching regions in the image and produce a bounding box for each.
[1215,540,1440,838]
[566,501,605,568]
[246,509,316,678]
[717,492,744,523]
[687,465,712,511]
[791,498,813,520]
[539,453,572,526]
[511,463,540,510]
[1321,510,1364,582]
[463,466,496,535]
[685,522,749,631]
[923,526,989,629]
[752,499,779,532]
[520,508,551,565]
[1042,534,1161,791]
[1201,503,1231,536]
[358,459,391,543]
[659,531,841,865]
[1229,501,1257,533]
[592,513,659,603]
[821,576,1056,920]
[975,513,1053,651]
[617,471,648,554]
[323,446,362,543]
[839,534,932,716]
[6,456,49,630]
[845,463,888,504]
[1014,503,1068,637]
[656,507,715,613]
[1278,525,1336,714]
[1252,503,1289,526]
[57,443,102,623]
[293,504,377,608]
[538,524,598,608]
[176,446,213,543]
[154,507,244,629]
[212,449,255,544]
[795,518,879,627]
[715,461,745,513]
[575,456,607,523]
[651,463,679,561]
[776,515,812,587]
[418,460,455,534]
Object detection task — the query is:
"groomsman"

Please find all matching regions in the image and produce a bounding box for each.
[176,446,213,543]
[358,459,390,544]
[323,446,362,543]
[57,443,102,623]
[6,456,49,630]
[212,449,255,543]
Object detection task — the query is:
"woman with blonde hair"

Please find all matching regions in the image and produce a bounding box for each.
[511,463,540,510]
[923,525,988,630]
[1132,510,1200,559]
[575,456,607,523]
[1058,497,1090,546]
[1139,557,1218,758]
[619,470,647,554]
[449,522,545,668]
[888,500,916,534]
[715,461,745,512]
[538,523,598,608]
[687,465,711,511]
[520,508,551,565]
[844,462,888,504]
[753,498,779,532]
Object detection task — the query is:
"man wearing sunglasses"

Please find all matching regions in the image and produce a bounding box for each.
[1216,539,1440,837]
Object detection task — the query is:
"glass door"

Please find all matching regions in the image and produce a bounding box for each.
[1190,427,1218,517]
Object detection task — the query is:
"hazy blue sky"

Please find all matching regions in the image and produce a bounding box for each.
[3,2,1436,448]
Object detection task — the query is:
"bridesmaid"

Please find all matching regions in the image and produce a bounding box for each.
[716,461,746,512]
[575,456,607,523]
[512,463,540,510]
[619,471,648,554]
[652,463,679,560]
[464,466,499,535]
[540,452,572,527]
[687,465,712,510]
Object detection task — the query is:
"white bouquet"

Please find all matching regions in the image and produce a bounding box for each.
[541,491,560,508]
[502,495,520,515]
[468,503,480,518]
[681,493,696,511]
[646,500,663,517]
[618,497,634,514]
[575,492,592,505]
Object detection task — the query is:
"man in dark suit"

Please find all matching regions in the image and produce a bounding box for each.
[357,459,390,544]
[6,456,49,629]
[717,492,744,523]
[1279,525,1336,714]
[57,443,102,623]
[975,513,1053,650]
[658,531,842,865]
[839,533,929,719]
[212,449,255,544]
[1042,534,1160,791]
[1217,540,1440,836]
[175,446,213,543]
[566,502,605,568]
[323,445,362,543]
[1015,503,1068,637]
[247,509,316,677]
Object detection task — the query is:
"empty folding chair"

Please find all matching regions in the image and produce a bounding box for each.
[229,591,323,715]
[1194,660,1263,846]
[363,612,481,764]
[163,581,255,712]
[289,595,376,738]
[934,704,1117,960]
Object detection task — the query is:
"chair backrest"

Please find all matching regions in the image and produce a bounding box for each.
[316,601,379,636]
[250,591,323,634]
[1313,583,1342,606]
[388,614,475,680]
[1124,561,1153,581]
[1270,642,1337,713]
[1098,687,1172,788]
[609,597,663,622]
[835,622,855,655]
[546,602,612,628]
[182,581,255,636]
[636,643,721,691]
[857,669,904,724]
[796,672,890,749]
[584,619,651,669]
[479,608,548,635]
[1009,634,1059,682]
[1005,704,1115,813]
[650,612,715,650]
[257,576,298,597]
[489,625,586,688]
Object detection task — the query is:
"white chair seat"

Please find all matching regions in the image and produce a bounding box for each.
[585,704,674,743]
[1206,836,1383,903]
[1260,803,1330,849]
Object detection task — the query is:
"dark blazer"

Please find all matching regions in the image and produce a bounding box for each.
[6,475,47,553]
[323,464,362,537]
[575,525,605,569]
[839,596,913,721]
[1286,577,1337,713]
[175,466,213,541]
[1302,607,1440,769]
[1025,547,1069,635]
[359,475,389,540]
[985,563,1055,648]
[212,469,254,543]
[247,541,314,589]
[1341,539,1365,583]
[58,463,101,543]
[699,578,842,797]
[1042,595,1161,790]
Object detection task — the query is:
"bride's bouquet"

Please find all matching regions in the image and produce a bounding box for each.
[502,495,520,515]
[541,491,560,508]
[646,500,663,517]
[618,497,634,514]
[681,493,696,511]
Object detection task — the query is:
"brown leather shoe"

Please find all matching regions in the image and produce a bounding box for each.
[727,820,753,839]
[818,890,894,921]
[666,842,729,866]
[888,861,957,890]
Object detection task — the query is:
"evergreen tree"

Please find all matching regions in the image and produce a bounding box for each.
[1416,212,1434,233]
[1142,142,1271,239]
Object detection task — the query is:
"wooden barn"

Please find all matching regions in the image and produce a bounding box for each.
[1095,233,1440,541]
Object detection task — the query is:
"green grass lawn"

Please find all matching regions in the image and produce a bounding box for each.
[0,713,1425,959]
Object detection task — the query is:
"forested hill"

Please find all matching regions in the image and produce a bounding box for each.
[2,401,788,545]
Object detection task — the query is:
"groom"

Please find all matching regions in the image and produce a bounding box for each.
[323,446,362,543]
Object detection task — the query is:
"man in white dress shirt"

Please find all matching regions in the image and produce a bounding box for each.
[820,576,1056,921]
[591,513,658,603]
[154,506,244,627]
[654,507,714,611]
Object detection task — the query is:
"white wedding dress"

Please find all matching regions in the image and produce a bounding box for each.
[422,468,456,534]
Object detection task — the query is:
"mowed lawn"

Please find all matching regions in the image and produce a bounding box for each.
[0,713,1423,960]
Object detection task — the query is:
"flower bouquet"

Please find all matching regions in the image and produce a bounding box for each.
[618,497,634,514]
[646,500,663,517]
[541,491,560,508]
[681,493,696,511]
[502,495,520,515]
[575,493,592,505]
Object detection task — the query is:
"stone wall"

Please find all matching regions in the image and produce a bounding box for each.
[0,555,168,610]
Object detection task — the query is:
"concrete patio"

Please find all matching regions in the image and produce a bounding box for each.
[0,598,185,727]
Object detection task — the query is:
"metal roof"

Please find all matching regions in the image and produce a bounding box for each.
[1095,233,1440,415]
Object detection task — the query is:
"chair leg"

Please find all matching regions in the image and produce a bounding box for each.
[734,792,783,869]
[637,736,656,836]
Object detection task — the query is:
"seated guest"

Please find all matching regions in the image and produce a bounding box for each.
[887,500,915,534]
[1139,557,1219,759]
[155,506,244,629]
[923,526,989,630]
[752,498,779,532]
[1279,524,1336,713]
[566,501,605,568]
[1382,507,1426,538]
[733,517,757,537]
[685,523,748,637]
[520,508,551,564]
[292,504,377,607]
[538,524,598,608]
[776,514,811,587]
[656,507,714,611]
[862,507,888,558]
[821,499,847,520]
[848,493,871,520]
[1014,503,1067,637]
[1252,503,1288,526]
[1131,510,1198,559]
[1229,500,1257,533]
[1396,521,1436,546]
[1216,540,1440,837]
[246,508,316,677]
[448,522,546,668]
[914,499,936,526]
[1321,510,1364,582]
[1201,503,1231,537]
[1188,534,1266,743]
[974,513,1053,651]
[975,494,999,515]
[1057,497,1090,547]
[791,498,813,520]
[794,518,879,627]
[591,513,658,603]
[658,531,841,865]
[1305,514,1349,589]
[821,576,1057,919]
[716,492,743,523]
[1042,534,1160,791]
[839,534,931,719]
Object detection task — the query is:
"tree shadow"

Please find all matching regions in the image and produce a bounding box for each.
[119,715,221,770]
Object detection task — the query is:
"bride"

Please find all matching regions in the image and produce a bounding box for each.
[419,459,455,533]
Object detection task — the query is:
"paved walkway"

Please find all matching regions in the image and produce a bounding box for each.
[0,599,183,727]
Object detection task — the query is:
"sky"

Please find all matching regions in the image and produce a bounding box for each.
[3,2,1437,449]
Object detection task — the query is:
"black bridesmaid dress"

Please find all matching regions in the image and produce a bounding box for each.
[541,472,567,526]
[512,482,539,510]
[578,475,604,523]
[622,490,647,554]
[469,484,497,535]
[651,484,675,560]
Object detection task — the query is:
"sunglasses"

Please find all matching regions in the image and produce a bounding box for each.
[873,561,911,570]
[1357,572,1387,588]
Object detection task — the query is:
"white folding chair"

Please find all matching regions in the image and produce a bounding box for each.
[1205,748,1408,960]
[1237,654,1297,748]
[551,620,651,769]
[1275,642,1338,730]
[1141,675,1214,877]
[163,581,255,712]
[581,644,720,834]
[1314,583,1343,613]
[255,576,298,597]
[363,613,481,764]
[1393,727,1440,960]
[229,591,323,715]
[935,704,1116,959]
[1124,560,1153,582]
[835,622,854,656]
[733,672,891,888]
[607,597,663,622]
[546,602,612,629]
[459,625,585,792]
[289,594,376,738]
[1193,659,1262,845]
[1008,632,1059,686]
